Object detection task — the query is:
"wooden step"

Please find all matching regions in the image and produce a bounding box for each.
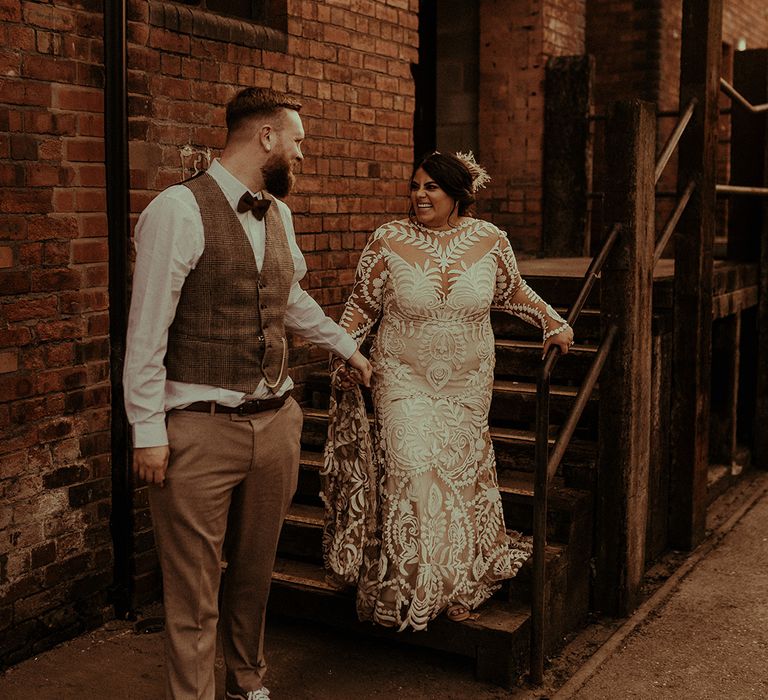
[492,425,596,487]
[278,502,567,587]
[269,557,532,686]
[515,259,601,308]
[490,379,597,433]
[491,307,602,342]
[270,538,582,686]
[514,257,675,310]
[494,338,598,382]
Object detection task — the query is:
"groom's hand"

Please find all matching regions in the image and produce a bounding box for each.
[133,445,170,486]
[346,349,372,388]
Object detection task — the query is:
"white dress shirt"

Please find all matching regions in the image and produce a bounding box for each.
[123,159,357,448]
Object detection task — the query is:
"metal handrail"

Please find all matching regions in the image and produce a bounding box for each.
[655,98,697,184]
[720,78,768,113]
[654,179,696,267]
[530,221,621,684]
[716,184,768,197]
[715,80,768,199]
[546,324,619,481]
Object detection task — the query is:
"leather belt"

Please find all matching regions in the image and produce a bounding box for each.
[179,391,291,416]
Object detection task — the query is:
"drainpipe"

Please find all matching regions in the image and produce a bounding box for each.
[104,0,134,619]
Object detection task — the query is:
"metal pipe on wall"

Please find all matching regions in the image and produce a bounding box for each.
[104,0,134,619]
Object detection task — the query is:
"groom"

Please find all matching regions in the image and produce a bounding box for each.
[123,87,371,699]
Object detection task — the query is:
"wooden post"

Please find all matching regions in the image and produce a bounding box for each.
[729,49,768,468]
[709,314,741,467]
[596,99,655,616]
[669,0,722,549]
[542,55,594,257]
[756,227,768,469]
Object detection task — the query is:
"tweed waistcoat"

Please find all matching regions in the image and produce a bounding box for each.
[165,172,294,393]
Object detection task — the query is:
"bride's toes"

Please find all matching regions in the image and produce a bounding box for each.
[445,603,471,622]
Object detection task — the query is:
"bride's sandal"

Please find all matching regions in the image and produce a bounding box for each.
[445,603,471,622]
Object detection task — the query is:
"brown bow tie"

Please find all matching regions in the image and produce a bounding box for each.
[237,192,271,220]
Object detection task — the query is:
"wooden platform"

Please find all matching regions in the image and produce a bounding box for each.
[517,257,758,316]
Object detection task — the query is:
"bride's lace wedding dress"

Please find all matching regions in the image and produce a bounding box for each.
[323,217,569,631]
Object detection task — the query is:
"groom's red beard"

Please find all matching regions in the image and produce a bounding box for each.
[261,153,295,198]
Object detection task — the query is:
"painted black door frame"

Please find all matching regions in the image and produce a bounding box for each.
[104,0,134,619]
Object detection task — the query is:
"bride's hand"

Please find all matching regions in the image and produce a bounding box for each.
[330,351,372,390]
[346,350,372,388]
[543,326,574,358]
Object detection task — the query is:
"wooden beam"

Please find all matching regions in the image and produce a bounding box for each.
[542,55,594,257]
[760,173,768,470]
[669,0,722,550]
[596,99,655,616]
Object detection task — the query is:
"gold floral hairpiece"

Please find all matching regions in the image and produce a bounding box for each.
[454,150,491,192]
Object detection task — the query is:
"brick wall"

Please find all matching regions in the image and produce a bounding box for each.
[543,0,586,58]
[723,0,768,49]
[587,0,663,108]
[0,0,113,666]
[478,0,586,255]
[1,0,419,664]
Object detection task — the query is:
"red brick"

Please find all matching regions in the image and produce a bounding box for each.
[79,214,107,238]
[31,268,81,292]
[0,268,31,295]
[19,229,48,256]
[0,0,21,22]
[10,134,37,160]
[64,139,105,163]
[27,215,79,241]
[31,543,56,570]
[52,86,102,112]
[0,350,18,374]
[34,320,84,342]
[73,189,106,212]
[71,239,107,264]
[37,137,63,161]
[22,55,77,83]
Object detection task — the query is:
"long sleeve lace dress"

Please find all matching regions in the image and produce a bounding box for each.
[322,217,569,631]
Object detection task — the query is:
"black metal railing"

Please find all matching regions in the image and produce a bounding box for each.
[719,78,768,114]
[655,98,697,185]
[654,180,696,266]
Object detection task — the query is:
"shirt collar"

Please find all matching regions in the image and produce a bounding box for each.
[206,159,263,210]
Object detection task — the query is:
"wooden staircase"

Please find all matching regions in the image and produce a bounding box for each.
[268,274,600,686]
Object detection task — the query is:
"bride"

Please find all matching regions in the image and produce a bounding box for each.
[322,151,574,631]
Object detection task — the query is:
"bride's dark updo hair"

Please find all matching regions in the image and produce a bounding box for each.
[408,151,476,222]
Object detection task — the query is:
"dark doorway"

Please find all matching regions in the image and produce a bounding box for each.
[413,0,437,163]
[412,0,480,163]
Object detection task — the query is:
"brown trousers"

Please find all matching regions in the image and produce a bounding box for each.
[149,398,303,699]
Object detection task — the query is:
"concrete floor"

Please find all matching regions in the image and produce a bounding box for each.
[562,484,768,700]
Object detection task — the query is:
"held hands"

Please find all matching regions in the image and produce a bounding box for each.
[331,349,372,390]
[542,324,575,359]
[133,445,170,487]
